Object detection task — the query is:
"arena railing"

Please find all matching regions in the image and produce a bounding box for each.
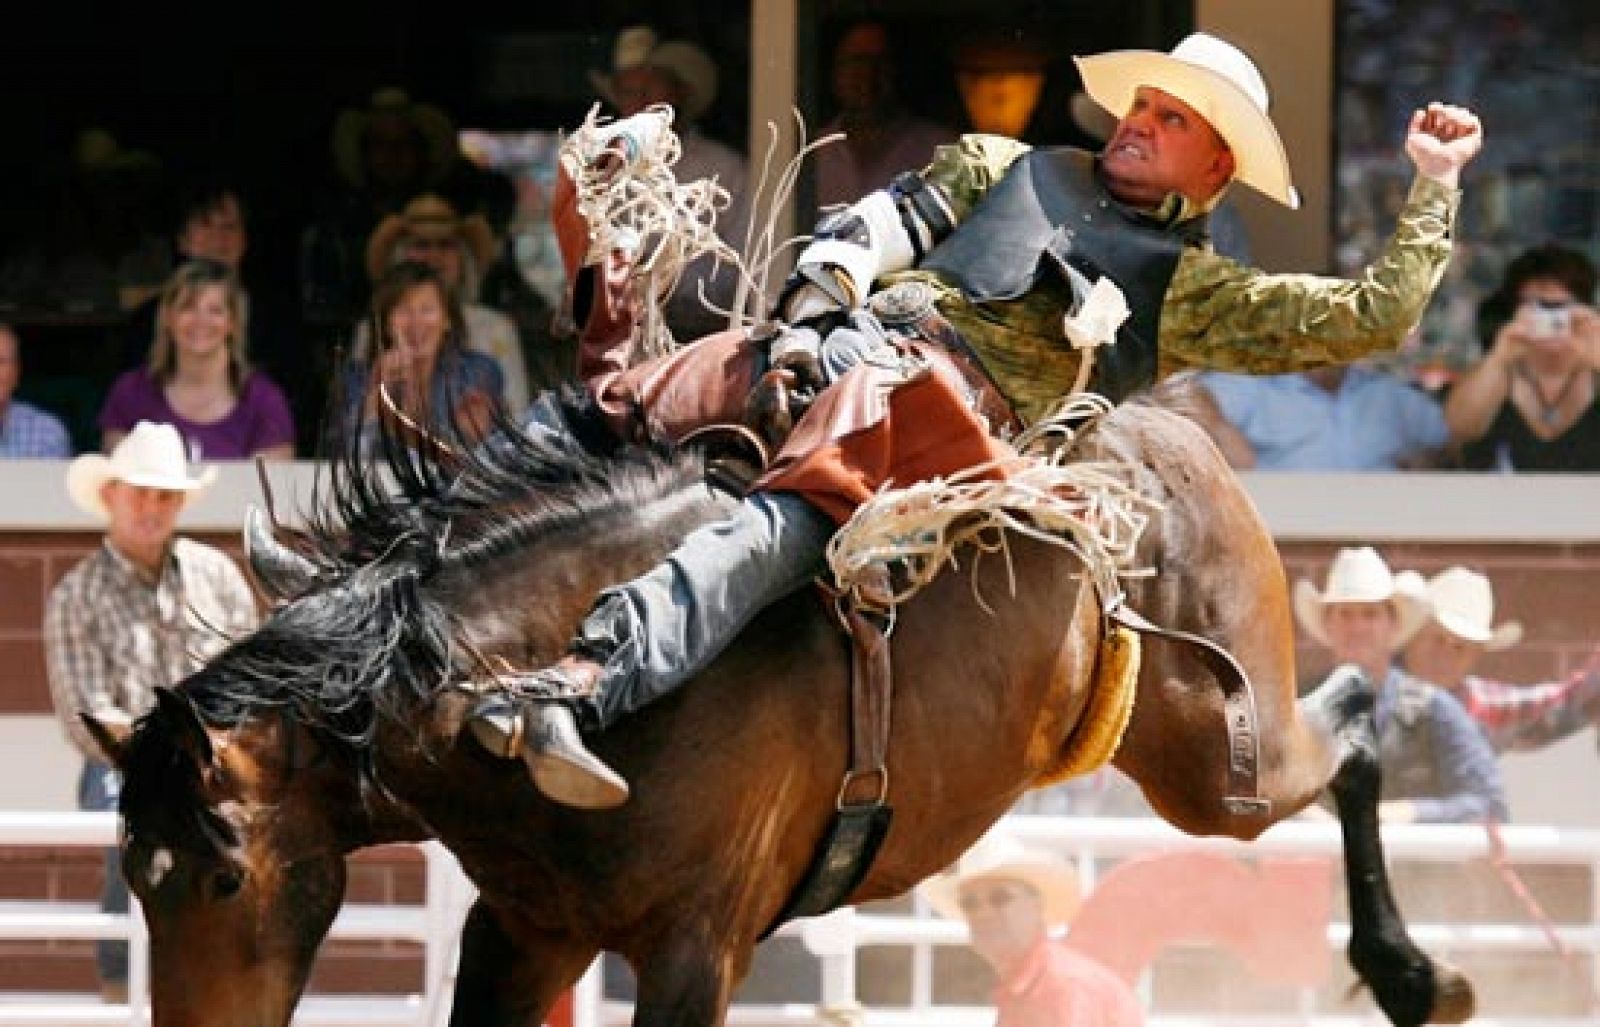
[585,815,1600,1027]
[2,816,1596,1026]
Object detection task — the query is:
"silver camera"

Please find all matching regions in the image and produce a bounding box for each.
[1529,300,1573,339]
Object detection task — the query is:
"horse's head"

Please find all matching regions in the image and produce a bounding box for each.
[89,684,360,1027]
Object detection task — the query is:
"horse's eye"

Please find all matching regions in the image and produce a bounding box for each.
[209,866,244,901]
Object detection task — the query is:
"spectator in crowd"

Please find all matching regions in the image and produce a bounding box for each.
[590,24,749,339]
[359,193,531,416]
[43,421,258,1002]
[100,259,296,460]
[921,828,1144,1027]
[115,179,300,395]
[1295,547,1509,824]
[0,323,72,457]
[951,32,1053,141]
[301,87,459,328]
[814,21,955,207]
[1191,364,1455,470]
[1444,244,1600,471]
[1397,566,1600,751]
[343,260,504,453]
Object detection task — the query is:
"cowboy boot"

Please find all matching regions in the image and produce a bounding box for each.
[467,656,630,810]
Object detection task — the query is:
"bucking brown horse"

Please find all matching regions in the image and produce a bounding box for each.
[88,384,1471,1026]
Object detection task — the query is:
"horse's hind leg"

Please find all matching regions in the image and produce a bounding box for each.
[449,899,597,1027]
[1302,667,1475,1026]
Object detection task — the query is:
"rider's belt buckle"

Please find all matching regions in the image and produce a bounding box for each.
[867,280,935,328]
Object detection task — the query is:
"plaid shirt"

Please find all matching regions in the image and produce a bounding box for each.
[43,538,258,763]
[1458,650,1600,752]
[0,400,72,458]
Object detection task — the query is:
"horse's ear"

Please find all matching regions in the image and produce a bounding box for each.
[153,686,214,767]
[80,713,132,770]
[243,505,319,602]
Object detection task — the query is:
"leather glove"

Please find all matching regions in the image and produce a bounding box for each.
[768,325,827,396]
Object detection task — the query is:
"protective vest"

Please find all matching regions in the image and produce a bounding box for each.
[921,148,1211,401]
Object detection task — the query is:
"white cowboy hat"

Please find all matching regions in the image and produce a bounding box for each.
[919,829,1081,928]
[1293,547,1430,648]
[1410,566,1523,650]
[1074,32,1299,209]
[589,25,719,122]
[66,421,217,521]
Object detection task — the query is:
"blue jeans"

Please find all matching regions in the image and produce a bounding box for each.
[574,490,836,729]
[78,762,127,985]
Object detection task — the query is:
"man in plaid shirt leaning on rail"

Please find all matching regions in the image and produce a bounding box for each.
[42,421,258,1002]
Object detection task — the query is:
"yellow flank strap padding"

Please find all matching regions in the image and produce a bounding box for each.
[1035,624,1140,787]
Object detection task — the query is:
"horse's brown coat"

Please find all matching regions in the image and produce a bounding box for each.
[100,393,1467,1027]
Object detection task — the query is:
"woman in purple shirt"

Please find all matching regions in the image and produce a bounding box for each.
[100,259,296,460]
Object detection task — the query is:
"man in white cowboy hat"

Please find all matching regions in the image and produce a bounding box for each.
[590,24,749,339]
[358,193,531,415]
[1397,567,1600,752]
[921,828,1143,1027]
[1296,547,1507,825]
[463,31,1488,813]
[42,421,258,1000]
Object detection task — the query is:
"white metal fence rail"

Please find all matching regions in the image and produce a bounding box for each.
[3,814,1596,1026]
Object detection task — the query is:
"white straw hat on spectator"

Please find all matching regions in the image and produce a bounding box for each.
[589,25,720,121]
[1074,32,1299,209]
[1293,547,1429,648]
[1404,566,1524,650]
[66,421,216,521]
[919,828,1082,928]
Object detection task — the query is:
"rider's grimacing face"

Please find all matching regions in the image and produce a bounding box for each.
[1100,87,1235,208]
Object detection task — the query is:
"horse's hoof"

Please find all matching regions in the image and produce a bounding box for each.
[465,695,523,759]
[521,704,631,811]
[1427,960,1475,1024]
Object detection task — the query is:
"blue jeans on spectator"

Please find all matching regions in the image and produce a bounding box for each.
[78,762,127,985]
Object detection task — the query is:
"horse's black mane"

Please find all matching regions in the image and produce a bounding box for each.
[122,386,714,839]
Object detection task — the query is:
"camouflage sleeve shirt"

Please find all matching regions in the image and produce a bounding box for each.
[919,135,1460,379]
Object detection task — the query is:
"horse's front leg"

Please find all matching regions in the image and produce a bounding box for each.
[629,930,745,1027]
[1304,667,1475,1026]
[448,899,598,1027]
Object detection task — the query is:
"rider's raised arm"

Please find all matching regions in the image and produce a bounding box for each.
[1158,102,1480,377]
[780,134,1032,324]
[1158,174,1457,376]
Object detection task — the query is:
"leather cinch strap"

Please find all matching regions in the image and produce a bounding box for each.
[840,605,893,807]
[766,604,896,930]
[1109,603,1272,817]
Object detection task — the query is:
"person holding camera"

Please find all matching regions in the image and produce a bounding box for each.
[1444,243,1600,470]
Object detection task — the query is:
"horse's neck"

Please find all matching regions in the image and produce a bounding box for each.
[453,482,733,655]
